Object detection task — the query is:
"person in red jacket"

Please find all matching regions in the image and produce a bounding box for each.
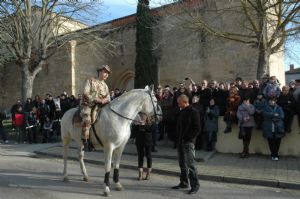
[224,87,241,133]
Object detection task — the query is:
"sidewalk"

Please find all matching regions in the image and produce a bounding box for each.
[31,141,300,190]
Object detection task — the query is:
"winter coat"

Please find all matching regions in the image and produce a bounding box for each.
[237,103,256,127]
[204,105,219,132]
[225,94,241,120]
[24,101,34,113]
[26,112,38,127]
[277,93,296,113]
[43,121,53,130]
[262,104,285,139]
[60,99,71,115]
[215,89,229,116]
[159,97,173,123]
[239,88,255,103]
[263,83,281,99]
[135,124,153,147]
[200,88,218,108]
[39,104,50,119]
[254,99,266,111]
[176,105,201,144]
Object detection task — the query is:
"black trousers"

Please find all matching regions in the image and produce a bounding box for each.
[177,142,200,189]
[283,110,294,132]
[0,128,7,141]
[242,127,253,153]
[267,137,282,157]
[27,127,37,144]
[136,144,152,168]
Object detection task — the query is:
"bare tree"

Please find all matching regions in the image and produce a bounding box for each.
[164,0,300,79]
[0,0,108,101]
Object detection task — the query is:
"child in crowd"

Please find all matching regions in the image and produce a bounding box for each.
[43,116,53,143]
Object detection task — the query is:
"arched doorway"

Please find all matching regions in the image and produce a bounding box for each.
[114,70,135,91]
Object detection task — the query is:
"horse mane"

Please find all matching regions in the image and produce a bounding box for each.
[109,89,147,111]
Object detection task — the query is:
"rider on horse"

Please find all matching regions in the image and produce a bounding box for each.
[80,65,111,150]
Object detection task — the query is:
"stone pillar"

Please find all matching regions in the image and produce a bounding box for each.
[69,40,77,96]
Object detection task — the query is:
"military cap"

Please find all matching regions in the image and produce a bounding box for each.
[97,65,112,74]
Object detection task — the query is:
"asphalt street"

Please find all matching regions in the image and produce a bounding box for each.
[0,153,300,199]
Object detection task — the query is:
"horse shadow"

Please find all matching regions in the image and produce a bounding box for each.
[0,168,173,197]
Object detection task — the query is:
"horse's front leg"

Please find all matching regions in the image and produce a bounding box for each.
[113,146,125,191]
[103,147,113,197]
[78,144,89,182]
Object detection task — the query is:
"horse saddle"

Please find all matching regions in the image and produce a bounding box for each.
[72,106,101,127]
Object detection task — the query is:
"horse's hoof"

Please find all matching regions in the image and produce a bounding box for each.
[83,177,89,182]
[103,191,111,197]
[115,183,124,191]
[63,177,69,182]
[103,186,111,197]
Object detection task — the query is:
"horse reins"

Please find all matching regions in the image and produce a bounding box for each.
[91,91,162,147]
[109,91,162,124]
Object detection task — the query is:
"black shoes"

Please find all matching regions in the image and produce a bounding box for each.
[172,183,189,189]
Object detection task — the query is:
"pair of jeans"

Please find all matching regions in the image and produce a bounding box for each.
[136,144,152,168]
[177,142,200,189]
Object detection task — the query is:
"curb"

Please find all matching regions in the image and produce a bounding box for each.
[64,145,214,162]
[34,150,300,191]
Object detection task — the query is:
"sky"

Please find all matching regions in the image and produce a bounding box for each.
[97,0,299,71]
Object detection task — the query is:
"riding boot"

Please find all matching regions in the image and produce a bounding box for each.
[138,168,143,181]
[144,168,152,180]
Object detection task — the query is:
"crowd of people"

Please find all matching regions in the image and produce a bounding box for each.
[150,75,300,161]
[7,92,82,144]
[1,75,300,161]
[1,88,126,144]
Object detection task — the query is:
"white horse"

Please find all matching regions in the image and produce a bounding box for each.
[60,85,161,196]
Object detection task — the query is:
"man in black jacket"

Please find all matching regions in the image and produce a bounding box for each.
[172,94,201,194]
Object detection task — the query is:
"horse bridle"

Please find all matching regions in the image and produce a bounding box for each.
[109,91,162,124]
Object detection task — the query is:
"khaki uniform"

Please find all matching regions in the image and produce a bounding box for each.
[80,77,110,139]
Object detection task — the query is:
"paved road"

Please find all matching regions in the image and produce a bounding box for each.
[0,154,300,199]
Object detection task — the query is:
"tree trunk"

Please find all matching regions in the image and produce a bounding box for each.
[256,47,270,79]
[21,63,35,102]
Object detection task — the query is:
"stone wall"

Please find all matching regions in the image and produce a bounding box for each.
[216,118,300,156]
[0,45,72,109]
[0,0,286,109]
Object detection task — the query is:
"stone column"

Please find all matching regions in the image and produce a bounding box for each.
[69,40,77,96]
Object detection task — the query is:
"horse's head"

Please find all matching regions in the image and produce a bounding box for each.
[141,85,163,123]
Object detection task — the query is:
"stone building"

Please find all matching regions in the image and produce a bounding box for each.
[285,64,300,85]
[0,0,285,109]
